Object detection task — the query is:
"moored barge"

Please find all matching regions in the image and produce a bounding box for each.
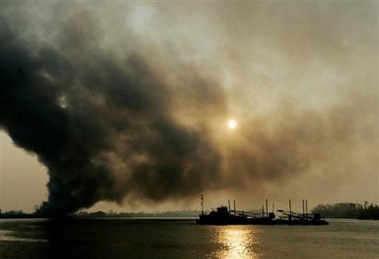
[196,198,328,226]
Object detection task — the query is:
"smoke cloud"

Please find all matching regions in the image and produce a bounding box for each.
[0,17,226,215]
[0,2,377,214]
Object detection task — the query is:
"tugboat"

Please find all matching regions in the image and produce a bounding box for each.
[196,196,328,225]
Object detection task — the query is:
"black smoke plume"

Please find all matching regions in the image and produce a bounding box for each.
[0,18,225,215]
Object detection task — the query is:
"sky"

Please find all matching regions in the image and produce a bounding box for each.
[0,0,378,214]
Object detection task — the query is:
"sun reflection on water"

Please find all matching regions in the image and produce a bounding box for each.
[213,226,260,259]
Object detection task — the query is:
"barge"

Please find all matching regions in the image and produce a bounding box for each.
[196,198,328,225]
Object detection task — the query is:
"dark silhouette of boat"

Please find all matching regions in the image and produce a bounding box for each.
[196,198,328,225]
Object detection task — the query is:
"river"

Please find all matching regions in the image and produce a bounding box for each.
[0,218,378,258]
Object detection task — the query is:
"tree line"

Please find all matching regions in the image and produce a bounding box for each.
[311,202,379,219]
[0,209,200,218]
[2,202,379,219]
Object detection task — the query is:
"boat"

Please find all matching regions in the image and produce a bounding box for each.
[196,198,328,226]
[196,206,276,225]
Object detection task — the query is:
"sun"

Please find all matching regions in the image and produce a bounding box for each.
[227,119,237,130]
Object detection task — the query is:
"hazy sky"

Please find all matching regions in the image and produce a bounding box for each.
[0,0,377,214]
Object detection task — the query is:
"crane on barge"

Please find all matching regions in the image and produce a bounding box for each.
[196,196,328,225]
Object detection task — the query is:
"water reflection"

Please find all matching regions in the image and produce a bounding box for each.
[0,227,47,243]
[214,226,260,259]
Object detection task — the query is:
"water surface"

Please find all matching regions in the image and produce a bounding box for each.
[0,218,377,258]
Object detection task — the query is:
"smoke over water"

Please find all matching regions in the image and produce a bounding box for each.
[0,19,225,215]
[0,3,377,214]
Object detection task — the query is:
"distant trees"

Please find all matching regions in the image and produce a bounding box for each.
[312,202,379,220]
[0,210,33,218]
[0,208,200,218]
[359,202,379,220]
[74,209,200,218]
[1,203,378,219]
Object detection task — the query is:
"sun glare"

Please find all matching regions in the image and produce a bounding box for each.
[215,227,259,259]
[227,119,237,130]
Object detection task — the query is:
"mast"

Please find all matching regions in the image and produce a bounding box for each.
[302,200,305,218]
[201,194,204,216]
